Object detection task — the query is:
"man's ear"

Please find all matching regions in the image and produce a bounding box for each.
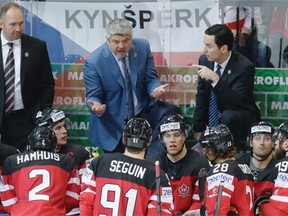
[221,44,228,53]
[250,139,253,147]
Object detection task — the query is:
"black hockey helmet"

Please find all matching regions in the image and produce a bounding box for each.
[199,124,234,154]
[273,123,288,144]
[28,126,57,152]
[123,118,152,150]
[249,121,275,142]
[35,108,66,127]
[159,114,187,138]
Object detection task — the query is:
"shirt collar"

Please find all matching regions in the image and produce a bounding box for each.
[215,51,232,70]
[1,32,21,47]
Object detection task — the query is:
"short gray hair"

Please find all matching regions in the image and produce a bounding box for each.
[106,18,133,39]
[0,2,22,19]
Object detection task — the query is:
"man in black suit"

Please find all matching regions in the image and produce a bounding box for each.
[193,24,260,150]
[0,2,54,151]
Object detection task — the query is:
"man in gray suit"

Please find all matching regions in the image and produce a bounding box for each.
[84,18,179,158]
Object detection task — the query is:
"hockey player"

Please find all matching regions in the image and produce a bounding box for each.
[35,108,90,173]
[260,123,288,215]
[149,114,211,215]
[80,117,173,215]
[0,126,80,215]
[200,124,254,216]
[0,143,19,214]
[273,123,288,159]
[237,121,276,199]
[35,108,91,215]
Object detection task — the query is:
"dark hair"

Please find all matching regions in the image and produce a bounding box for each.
[205,24,234,50]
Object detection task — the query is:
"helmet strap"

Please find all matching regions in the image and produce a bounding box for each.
[252,150,273,162]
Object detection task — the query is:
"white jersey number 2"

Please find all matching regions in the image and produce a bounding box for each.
[100,184,138,216]
[28,169,50,201]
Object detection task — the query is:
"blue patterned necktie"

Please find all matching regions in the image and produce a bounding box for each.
[208,64,221,127]
[121,57,135,120]
[4,42,15,113]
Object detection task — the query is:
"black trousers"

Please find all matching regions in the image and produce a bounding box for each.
[1,109,33,152]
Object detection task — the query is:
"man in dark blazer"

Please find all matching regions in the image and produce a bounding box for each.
[0,2,54,151]
[193,24,260,150]
[84,18,179,158]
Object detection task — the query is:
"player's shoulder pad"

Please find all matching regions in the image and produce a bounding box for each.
[237,163,253,175]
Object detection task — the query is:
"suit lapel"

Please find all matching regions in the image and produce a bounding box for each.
[102,42,138,90]
[222,52,236,82]
[103,43,125,88]
[20,35,29,87]
[0,36,4,75]
[0,36,4,95]
[128,43,138,91]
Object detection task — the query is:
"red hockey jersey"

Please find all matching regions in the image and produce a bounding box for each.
[151,149,211,215]
[237,153,276,198]
[0,150,80,216]
[205,160,254,216]
[0,143,19,213]
[80,153,173,216]
[262,156,288,215]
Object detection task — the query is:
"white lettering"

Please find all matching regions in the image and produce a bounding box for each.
[54,96,86,106]
[16,152,60,164]
[109,160,146,179]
